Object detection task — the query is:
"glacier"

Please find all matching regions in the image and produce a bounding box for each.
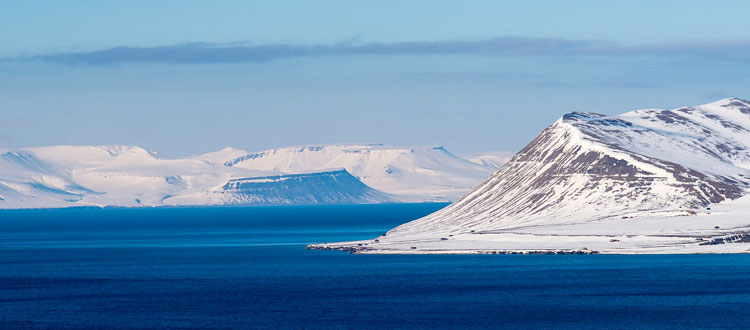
[309,98,750,254]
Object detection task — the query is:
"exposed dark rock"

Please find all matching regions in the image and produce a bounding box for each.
[655,110,691,125]
[698,233,750,245]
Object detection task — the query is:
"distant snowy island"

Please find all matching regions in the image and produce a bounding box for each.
[0,144,505,209]
[309,98,750,254]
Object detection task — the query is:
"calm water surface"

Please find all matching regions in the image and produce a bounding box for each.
[1,203,750,329]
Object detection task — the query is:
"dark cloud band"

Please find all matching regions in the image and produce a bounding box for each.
[11,37,750,64]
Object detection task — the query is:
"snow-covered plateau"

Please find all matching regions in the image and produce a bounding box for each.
[224,144,500,201]
[309,98,750,254]
[0,144,501,209]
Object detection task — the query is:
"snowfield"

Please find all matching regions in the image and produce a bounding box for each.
[309,98,750,254]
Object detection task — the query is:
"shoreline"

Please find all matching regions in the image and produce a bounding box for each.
[307,231,750,255]
[306,243,750,255]
[306,244,599,254]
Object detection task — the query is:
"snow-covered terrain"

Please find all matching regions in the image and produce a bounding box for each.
[224,144,500,201]
[464,151,514,168]
[310,98,750,254]
[0,144,496,209]
[195,147,250,164]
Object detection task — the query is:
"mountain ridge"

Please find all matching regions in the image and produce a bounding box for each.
[0,144,501,209]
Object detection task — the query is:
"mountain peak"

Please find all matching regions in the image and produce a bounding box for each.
[562,111,604,120]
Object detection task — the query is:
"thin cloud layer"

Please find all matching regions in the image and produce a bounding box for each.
[12,36,750,65]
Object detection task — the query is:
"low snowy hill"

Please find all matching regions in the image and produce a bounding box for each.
[311,98,750,254]
[224,144,500,201]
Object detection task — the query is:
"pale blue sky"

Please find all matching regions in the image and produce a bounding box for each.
[1,1,749,156]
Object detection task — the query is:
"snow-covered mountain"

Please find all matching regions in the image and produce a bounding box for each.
[223,144,500,201]
[0,144,498,209]
[311,98,750,254]
[0,145,395,208]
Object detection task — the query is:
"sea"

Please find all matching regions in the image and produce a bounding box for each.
[1,203,750,329]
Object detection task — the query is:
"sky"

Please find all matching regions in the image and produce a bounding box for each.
[1,0,750,156]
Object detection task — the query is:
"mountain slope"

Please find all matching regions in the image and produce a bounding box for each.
[225,144,499,201]
[311,98,750,254]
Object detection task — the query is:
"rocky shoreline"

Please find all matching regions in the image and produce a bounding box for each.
[306,244,599,255]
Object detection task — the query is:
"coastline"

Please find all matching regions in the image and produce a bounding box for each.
[307,231,750,255]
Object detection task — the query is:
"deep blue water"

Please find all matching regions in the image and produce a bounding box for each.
[2,204,750,329]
